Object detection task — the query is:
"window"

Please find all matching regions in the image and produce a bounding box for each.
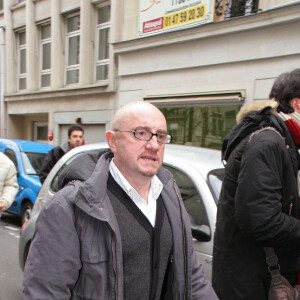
[96,5,110,81]
[225,0,259,19]
[4,149,18,173]
[66,15,80,85]
[21,152,46,175]
[40,24,51,88]
[33,122,48,142]
[18,31,26,90]
[160,104,242,150]
[208,169,224,204]
[51,152,85,193]
[164,164,209,228]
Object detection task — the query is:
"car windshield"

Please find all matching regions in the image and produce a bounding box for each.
[21,152,46,175]
[208,168,224,204]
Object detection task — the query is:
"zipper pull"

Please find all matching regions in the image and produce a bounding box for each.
[289,203,293,216]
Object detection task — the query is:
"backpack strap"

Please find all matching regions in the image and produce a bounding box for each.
[264,247,284,287]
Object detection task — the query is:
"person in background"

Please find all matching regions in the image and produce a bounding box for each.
[39,124,84,183]
[269,69,300,144]
[23,101,218,300]
[269,68,300,286]
[0,152,18,212]
[212,69,300,300]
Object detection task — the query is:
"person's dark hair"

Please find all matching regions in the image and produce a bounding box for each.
[68,124,84,137]
[269,69,300,113]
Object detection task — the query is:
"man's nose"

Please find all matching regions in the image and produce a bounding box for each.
[146,135,160,149]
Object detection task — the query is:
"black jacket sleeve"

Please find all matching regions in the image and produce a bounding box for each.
[39,147,65,183]
[235,133,300,247]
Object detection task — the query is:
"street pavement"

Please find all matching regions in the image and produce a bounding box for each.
[0,212,23,300]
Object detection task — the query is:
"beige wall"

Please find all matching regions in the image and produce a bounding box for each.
[35,0,51,22]
[7,115,25,139]
[61,0,80,14]
[116,2,300,105]
[11,4,26,29]
[122,0,138,41]
[120,0,300,41]
[259,0,299,11]
[1,0,300,142]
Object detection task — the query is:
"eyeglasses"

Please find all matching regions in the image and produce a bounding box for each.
[114,129,173,144]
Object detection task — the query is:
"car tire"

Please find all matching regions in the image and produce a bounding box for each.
[21,202,33,225]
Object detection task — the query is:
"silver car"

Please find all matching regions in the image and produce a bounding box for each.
[19,143,224,281]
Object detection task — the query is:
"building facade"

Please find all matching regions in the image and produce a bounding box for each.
[0,0,299,149]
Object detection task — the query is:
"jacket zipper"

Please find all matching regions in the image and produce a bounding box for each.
[173,178,188,300]
[111,233,118,300]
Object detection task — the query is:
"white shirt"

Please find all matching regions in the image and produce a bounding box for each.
[109,159,163,227]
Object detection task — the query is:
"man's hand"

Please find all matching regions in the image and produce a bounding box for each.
[0,201,8,211]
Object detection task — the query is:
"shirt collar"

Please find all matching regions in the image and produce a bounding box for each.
[109,159,163,201]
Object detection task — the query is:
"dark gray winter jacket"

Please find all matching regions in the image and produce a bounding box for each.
[23,151,218,300]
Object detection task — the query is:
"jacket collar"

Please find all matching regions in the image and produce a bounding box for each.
[72,151,173,223]
[60,141,70,153]
[222,101,292,162]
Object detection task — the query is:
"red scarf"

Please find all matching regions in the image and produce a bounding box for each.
[277,112,300,146]
[277,112,300,285]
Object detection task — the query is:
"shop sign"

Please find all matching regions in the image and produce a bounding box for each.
[139,0,214,37]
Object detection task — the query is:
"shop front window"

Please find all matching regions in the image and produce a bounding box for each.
[160,104,241,150]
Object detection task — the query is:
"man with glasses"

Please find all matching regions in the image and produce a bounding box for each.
[23,101,217,300]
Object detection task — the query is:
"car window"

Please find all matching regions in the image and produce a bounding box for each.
[5,148,19,173]
[163,164,209,227]
[21,152,47,175]
[50,152,87,193]
[208,168,224,204]
[51,165,68,193]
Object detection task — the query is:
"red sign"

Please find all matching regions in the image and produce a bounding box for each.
[143,17,163,33]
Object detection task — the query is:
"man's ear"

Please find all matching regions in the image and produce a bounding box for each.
[106,131,117,153]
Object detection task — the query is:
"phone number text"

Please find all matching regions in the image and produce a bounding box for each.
[164,4,206,28]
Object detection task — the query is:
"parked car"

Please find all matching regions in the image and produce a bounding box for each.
[19,142,224,281]
[0,139,54,224]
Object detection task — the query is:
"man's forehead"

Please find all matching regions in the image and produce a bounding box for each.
[70,130,83,136]
[134,125,167,132]
[112,102,166,130]
[122,116,166,130]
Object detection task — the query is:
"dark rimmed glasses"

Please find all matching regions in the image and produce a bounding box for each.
[114,129,173,144]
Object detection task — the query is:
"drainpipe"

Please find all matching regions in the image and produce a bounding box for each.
[0,26,5,137]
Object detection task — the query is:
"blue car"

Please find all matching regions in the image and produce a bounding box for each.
[0,139,54,224]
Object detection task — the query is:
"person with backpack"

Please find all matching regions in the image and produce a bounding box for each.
[212,69,300,299]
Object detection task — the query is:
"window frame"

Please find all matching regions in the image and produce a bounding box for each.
[163,163,210,228]
[17,30,27,91]
[65,13,80,85]
[33,122,48,143]
[4,148,19,173]
[95,2,111,82]
[39,23,52,89]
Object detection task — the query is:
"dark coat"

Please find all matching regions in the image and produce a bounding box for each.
[212,103,300,300]
[24,151,218,300]
[39,142,70,183]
